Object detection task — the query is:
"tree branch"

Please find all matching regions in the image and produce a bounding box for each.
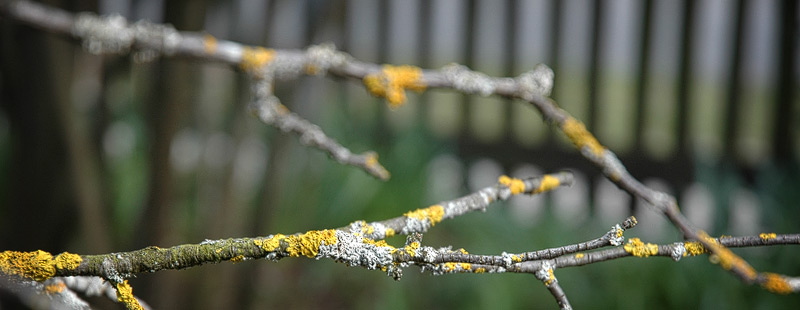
[1,1,798,308]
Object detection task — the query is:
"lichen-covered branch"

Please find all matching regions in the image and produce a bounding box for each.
[0,0,390,180]
[2,1,799,309]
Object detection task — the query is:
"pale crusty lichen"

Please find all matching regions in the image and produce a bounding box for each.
[363,65,426,108]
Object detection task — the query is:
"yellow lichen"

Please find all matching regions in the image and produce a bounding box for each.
[203,34,217,54]
[461,263,472,271]
[759,233,777,241]
[405,241,420,257]
[363,65,426,108]
[115,280,144,310]
[405,205,445,226]
[240,46,275,73]
[54,252,82,271]
[0,251,83,282]
[615,227,624,239]
[511,255,522,263]
[543,269,555,286]
[365,153,380,170]
[498,175,526,195]
[575,253,585,259]
[363,238,392,249]
[761,272,792,294]
[624,238,658,258]
[44,282,66,294]
[683,241,707,256]
[697,231,757,281]
[363,224,375,236]
[259,234,286,252]
[561,117,605,157]
[533,174,561,194]
[230,255,245,263]
[285,230,338,258]
[0,250,55,281]
[458,248,469,255]
[275,104,290,116]
[304,64,319,75]
[442,262,457,272]
[385,228,396,237]
[475,267,486,273]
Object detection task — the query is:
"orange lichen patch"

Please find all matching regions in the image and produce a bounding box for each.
[203,34,217,54]
[285,230,338,258]
[44,282,66,294]
[255,234,286,252]
[363,65,426,108]
[575,253,585,259]
[697,231,758,281]
[533,175,561,194]
[304,64,319,75]
[1,250,55,281]
[275,104,290,116]
[759,233,777,241]
[230,255,245,263]
[624,238,658,258]
[498,175,526,195]
[115,280,144,310]
[239,46,275,73]
[475,267,486,274]
[761,273,792,294]
[405,205,445,226]
[54,252,82,271]
[0,251,83,282]
[561,117,605,157]
[683,241,707,256]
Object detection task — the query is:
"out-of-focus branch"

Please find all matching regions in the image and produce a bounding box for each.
[0,0,391,180]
